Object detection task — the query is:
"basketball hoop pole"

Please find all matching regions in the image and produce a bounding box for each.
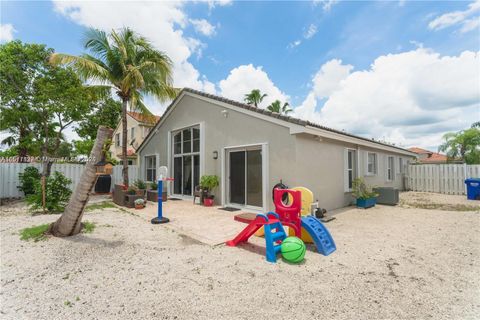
[151,166,173,224]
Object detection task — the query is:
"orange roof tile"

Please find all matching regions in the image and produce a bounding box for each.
[408,147,449,163]
[127,111,160,124]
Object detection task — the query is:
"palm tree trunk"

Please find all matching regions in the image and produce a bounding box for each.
[50,126,112,237]
[121,98,129,187]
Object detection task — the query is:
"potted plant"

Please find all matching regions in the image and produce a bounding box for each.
[125,187,142,208]
[352,178,379,209]
[200,175,219,206]
[134,198,145,209]
[147,181,158,202]
[133,179,147,196]
[127,187,137,195]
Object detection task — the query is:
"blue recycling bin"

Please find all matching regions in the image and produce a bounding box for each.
[465,178,480,200]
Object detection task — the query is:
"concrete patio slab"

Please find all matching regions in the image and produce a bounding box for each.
[123,199,249,246]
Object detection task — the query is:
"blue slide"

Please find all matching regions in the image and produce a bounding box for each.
[301,216,336,256]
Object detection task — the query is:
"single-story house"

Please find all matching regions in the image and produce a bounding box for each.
[137,88,417,212]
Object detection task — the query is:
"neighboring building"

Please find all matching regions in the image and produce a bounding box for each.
[109,111,160,165]
[408,147,452,164]
[137,88,417,211]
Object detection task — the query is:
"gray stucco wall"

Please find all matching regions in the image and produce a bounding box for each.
[138,94,415,211]
[292,134,414,210]
[139,94,298,210]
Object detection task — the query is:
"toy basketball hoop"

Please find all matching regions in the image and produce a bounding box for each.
[151,166,174,225]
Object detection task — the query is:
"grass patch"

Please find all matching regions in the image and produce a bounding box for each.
[400,201,480,212]
[82,221,96,233]
[20,223,50,242]
[85,201,116,211]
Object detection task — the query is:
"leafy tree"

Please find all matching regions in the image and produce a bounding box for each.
[244,89,267,107]
[50,27,177,187]
[438,125,480,164]
[267,100,292,114]
[74,97,122,156]
[0,41,48,160]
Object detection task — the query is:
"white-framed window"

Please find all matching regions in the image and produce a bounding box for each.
[399,157,404,174]
[345,149,357,191]
[172,126,201,196]
[130,127,135,140]
[115,133,120,147]
[145,156,156,182]
[367,152,377,175]
[387,156,395,181]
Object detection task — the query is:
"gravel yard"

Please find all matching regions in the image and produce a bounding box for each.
[1,194,479,320]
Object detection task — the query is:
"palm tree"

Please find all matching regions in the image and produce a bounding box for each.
[267,100,292,115]
[244,89,267,107]
[50,27,177,187]
[50,126,112,236]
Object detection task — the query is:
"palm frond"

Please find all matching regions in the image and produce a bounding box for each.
[49,53,110,82]
[83,28,111,61]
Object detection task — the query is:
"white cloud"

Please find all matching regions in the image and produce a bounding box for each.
[460,18,480,33]
[294,49,480,150]
[218,64,289,108]
[0,24,16,42]
[314,0,338,12]
[311,59,353,99]
[288,23,318,49]
[190,19,216,37]
[288,40,302,49]
[52,1,216,115]
[304,24,317,39]
[428,0,480,33]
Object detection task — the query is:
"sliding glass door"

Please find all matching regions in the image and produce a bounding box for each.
[228,147,263,208]
[172,126,200,196]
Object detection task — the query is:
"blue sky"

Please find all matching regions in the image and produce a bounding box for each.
[1,0,479,149]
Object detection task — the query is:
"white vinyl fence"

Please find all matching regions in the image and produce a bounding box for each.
[406,164,480,195]
[0,163,138,199]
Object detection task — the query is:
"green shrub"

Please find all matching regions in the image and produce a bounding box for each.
[133,179,146,189]
[18,166,41,196]
[127,187,137,195]
[351,178,378,200]
[150,181,158,190]
[26,171,72,213]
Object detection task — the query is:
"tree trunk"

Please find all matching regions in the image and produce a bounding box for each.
[121,98,129,187]
[50,126,112,237]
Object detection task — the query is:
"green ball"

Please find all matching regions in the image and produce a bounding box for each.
[281,236,306,263]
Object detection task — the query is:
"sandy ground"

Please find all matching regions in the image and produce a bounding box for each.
[400,191,480,211]
[1,196,479,320]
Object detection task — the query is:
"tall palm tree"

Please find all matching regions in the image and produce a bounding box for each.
[244,89,267,107]
[50,126,112,237]
[267,100,292,115]
[50,27,177,187]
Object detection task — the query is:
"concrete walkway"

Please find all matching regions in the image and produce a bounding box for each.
[125,199,248,246]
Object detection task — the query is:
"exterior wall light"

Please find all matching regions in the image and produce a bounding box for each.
[221,110,229,118]
[213,151,218,159]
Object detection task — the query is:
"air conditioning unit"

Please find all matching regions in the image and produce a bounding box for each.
[373,187,399,205]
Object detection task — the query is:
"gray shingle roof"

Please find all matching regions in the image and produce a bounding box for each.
[137,87,414,154]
